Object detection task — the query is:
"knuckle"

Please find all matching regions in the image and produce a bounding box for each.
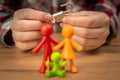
[103,40,106,44]
[12,32,15,41]
[14,9,24,19]
[98,38,106,46]
[15,42,28,51]
[13,32,20,41]
[87,18,94,27]
[14,8,31,19]
[17,21,24,31]
[83,29,89,37]
[69,17,76,25]
[14,32,24,41]
[104,30,110,36]
[82,45,95,51]
[13,20,19,28]
[14,10,19,18]
[84,47,94,51]
[12,20,24,31]
[80,11,87,15]
[21,8,31,17]
[105,15,110,22]
[101,39,106,45]
[104,16,110,25]
[81,11,86,13]
[103,28,110,37]
[10,21,14,30]
[82,38,88,46]
[99,12,110,25]
[99,12,106,17]
[100,27,110,38]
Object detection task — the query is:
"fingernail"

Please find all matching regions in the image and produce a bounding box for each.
[44,14,51,21]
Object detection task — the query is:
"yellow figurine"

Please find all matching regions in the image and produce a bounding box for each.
[54,25,83,73]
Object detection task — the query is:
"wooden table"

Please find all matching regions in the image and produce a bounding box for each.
[0,33,120,80]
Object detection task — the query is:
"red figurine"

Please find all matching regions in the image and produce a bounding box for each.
[32,23,58,74]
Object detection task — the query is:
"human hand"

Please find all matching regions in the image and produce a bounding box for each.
[11,8,52,50]
[61,11,110,50]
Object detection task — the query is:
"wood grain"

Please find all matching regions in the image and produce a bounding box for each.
[0,33,120,80]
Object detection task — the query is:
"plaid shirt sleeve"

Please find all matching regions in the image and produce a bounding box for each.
[97,0,120,45]
[0,0,23,47]
[0,0,119,47]
[103,0,120,45]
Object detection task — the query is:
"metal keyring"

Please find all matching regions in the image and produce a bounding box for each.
[50,17,56,24]
[50,3,73,24]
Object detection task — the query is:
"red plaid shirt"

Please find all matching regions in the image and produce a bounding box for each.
[0,0,120,47]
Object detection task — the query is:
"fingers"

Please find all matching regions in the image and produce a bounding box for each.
[60,11,110,50]
[72,25,109,50]
[11,8,51,51]
[14,8,52,21]
[60,24,109,50]
[68,11,100,16]
[12,31,41,42]
[72,35,106,50]
[11,20,42,31]
[15,39,41,51]
[62,12,110,28]
[73,26,110,38]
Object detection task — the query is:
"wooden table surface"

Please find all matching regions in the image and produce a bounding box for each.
[0,33,120,80]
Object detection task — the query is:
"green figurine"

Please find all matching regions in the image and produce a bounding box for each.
[45,52,67,77]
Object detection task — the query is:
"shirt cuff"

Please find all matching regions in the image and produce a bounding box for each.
[104,13,120,45]
[0,20,15,47]
[95,3,120,45]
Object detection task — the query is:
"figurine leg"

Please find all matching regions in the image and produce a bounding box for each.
[45,70,52,77]
[49,55,52,70]
[70,59,78,73]
[39,55,48,74]
[57,70,66,77]
[60,59,66,70]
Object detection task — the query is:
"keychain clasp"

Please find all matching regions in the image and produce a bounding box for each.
[60,3,73,13]
[51,3,73,23]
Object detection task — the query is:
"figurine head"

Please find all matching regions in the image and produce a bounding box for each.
[51,52,61,62]
[62,25,74,38]
[40,24,53,36]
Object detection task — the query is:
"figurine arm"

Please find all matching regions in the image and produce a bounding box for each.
[53,40,65,51]
[46,61,53,66]
[50,38,58,45]
[32,37,46,54]
[71,40,83,51]
[60,61,67,67]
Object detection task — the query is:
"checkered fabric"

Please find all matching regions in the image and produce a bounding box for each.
[0,0,120,47]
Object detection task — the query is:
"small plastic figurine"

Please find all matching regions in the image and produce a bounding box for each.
[54,25,83,73]
[32,23,58,74]
[45,52,67,77]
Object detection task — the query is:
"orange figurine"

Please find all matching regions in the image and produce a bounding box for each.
[54,25,83,73]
